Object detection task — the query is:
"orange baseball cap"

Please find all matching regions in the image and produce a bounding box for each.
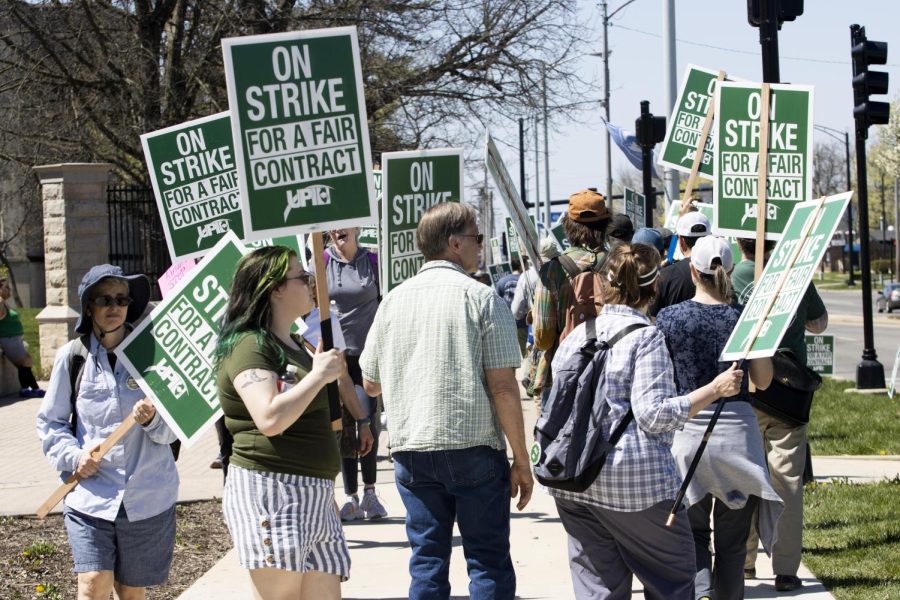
[567,189,609,223]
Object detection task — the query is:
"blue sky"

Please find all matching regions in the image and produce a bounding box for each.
[488,0,900,220]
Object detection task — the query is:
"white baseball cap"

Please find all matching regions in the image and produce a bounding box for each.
[675,211,711,237]
[691,235,734,275]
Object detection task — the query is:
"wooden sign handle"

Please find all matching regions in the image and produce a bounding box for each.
[311,233,331,323]
[680,70,726,217]
[37,414,137,518]
[754,84,772,284]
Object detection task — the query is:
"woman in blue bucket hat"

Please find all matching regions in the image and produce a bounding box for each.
[37,264,179,600]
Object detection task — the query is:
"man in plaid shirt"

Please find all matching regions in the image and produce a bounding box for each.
[532,188,611,405]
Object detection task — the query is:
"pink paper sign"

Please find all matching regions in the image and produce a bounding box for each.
[158,260,197,299]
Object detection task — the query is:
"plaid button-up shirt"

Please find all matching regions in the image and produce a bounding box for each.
[359,260,522,452]
[546,304,692,512]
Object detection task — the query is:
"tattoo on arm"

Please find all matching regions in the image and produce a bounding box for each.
[240,369,272,389]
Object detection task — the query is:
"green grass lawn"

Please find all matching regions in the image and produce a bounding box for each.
[17,308,42,379]
[804,478,900,600]
[809,378,900,455]
[813,269,896,291]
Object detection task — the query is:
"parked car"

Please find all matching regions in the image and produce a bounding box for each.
[876,283,900,313]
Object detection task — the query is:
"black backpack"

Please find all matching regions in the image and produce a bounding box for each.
[68,334,180,461]
[530,321,646,492]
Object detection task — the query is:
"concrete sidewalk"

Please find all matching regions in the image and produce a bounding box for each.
[5,392,900,598]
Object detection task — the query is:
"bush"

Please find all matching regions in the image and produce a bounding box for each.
[872,258,893,274]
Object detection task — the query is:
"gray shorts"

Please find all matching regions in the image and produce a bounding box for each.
[223,464,350,579]
[63,503,176,587]
[0,335,28,363]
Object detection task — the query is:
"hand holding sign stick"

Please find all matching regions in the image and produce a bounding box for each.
[36,414,137,518]
[679,70,726,217]
[665,194,829,527]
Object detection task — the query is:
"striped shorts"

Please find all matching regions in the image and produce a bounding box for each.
[223,464,350,579]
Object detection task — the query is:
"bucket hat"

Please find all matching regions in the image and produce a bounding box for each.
[75,264,151,334]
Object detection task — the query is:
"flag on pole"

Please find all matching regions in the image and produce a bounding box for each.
[603,120,659,180]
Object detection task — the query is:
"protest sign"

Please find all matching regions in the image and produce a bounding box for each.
[485,134,541,269]
[381,148,463,292]
[890,345,900,399]
[505,217,521,263]
[222,27,376,240]
[158,260,197,299]
[358,170,382,249]
[658,65,729,180]
[488,263,513,286]
[713,82,814,240]
[141,112,244,261]
[490,237,504,264]
[116,232,245,444]
[624,188,646,229]
[805,334,834,375]
[721,192,851,361]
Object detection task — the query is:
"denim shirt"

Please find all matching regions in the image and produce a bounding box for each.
[36,335,179,521]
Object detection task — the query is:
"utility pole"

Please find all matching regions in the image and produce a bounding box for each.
[542,67,551,228]
[845,131,856,285]
[895,179,899,281]
[601,1,613,201]
[662,0,680,207]
[518,117,527,213]
[533,115,540,228]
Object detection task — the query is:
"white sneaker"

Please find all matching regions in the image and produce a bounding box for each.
[339,495,364,522]
[360,488,387,520]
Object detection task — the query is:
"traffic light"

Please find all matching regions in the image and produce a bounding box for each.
[747,0,803,29]
[635,112,666,148]
[851,24,890,134]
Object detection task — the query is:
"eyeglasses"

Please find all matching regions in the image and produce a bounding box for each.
[284,272,313,284]
[456,233,484,244]
[92,295,133,308]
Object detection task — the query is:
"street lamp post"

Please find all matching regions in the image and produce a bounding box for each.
[601,0,640,202]
[814,124,855,286]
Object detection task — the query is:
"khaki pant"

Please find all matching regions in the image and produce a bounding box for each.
[745,408,807,576]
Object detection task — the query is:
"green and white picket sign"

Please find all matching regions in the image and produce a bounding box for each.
[488,263,513,286]
[222,27,376,240]
[490,237,504,264]
[720,192,851,361]
[141,112,244,261]
[713,82,814,240]
[485,133,541,270]
[358,170,382,249]
[381,148,463,292]
[805,334,834,375]
[116,231,247,445]
[889,345,900,399]
[624,188,646,229]
[244,234,308,268]
[659,65,732,179]
[505,217,521,264]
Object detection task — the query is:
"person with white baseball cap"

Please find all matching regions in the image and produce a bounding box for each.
[656,236,778,600]
[649,210,711,317]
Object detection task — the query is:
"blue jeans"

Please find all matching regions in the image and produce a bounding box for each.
[392,446,514,600]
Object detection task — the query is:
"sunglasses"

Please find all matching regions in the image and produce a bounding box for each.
[92,295,133,308]
[284,272,313,284]
[457,233,484,244]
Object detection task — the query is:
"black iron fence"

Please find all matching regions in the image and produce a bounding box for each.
[107,185,170,299]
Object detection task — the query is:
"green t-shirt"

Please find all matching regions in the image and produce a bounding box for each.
[217,331,340,479]
[0,304,24,338]
[731,259,827,364]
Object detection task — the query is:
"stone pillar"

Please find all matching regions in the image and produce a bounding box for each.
[33,164,112,374]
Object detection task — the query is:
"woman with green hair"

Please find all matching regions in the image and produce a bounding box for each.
[215,245,348,600]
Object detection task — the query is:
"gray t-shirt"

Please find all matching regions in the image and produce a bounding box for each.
[325,246,380,355]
